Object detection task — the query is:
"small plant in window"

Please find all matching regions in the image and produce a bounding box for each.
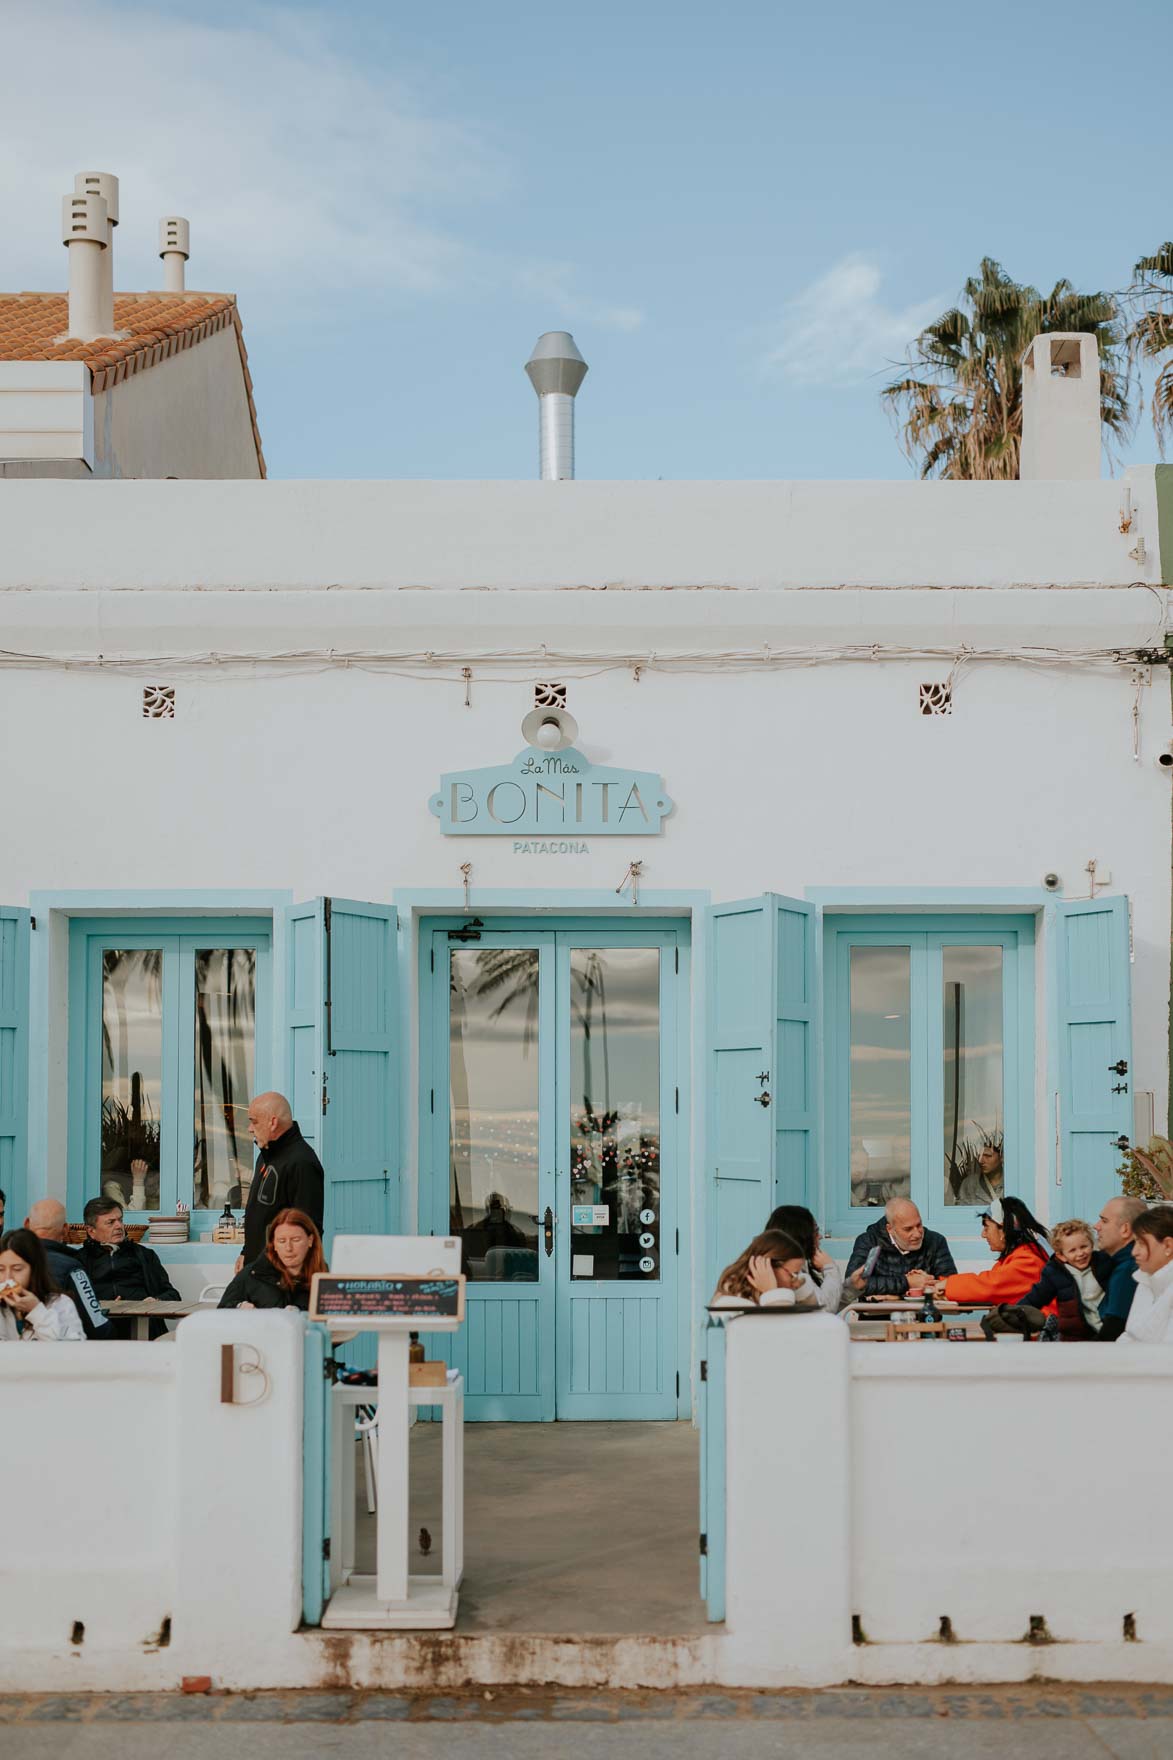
[945,1127,1003,1206]
[1119,1137,1173,1202]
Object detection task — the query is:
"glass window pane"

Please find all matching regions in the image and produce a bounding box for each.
[449,948,541,1281]
[100,949,164,1211]
[943,946,1004,1206]
[569,948,661,1282]
[849,946,911,1208]
[194,949,257,1212]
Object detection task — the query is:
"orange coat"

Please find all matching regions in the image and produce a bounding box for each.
[943,1243,1050,1305]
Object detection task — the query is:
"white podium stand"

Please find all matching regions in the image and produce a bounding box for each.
[314,1234,465,1631]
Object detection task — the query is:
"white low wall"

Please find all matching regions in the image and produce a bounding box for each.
[722,1314,1173,1685]
[6,1310,1173,1693]
[0,1345,177,1660]
[0,1310,305,1693]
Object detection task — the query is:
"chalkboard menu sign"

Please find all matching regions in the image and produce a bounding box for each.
[310,1274,465,1326]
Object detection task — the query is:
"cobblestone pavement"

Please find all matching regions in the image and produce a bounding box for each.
[2,1686,1173,1757]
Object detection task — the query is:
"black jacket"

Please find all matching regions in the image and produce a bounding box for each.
[844,1217,958,1298]
[218,1253,312,1312]
[1019,1250,1114,1340]
[242,1122,325,1263]
[42,1239,113,1340]
[76,1237,181,1339]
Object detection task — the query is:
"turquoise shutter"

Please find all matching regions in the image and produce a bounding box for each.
[1055,896,1133,1219]
[300,1320,333,1624]
[774,897,818,1214]
[706,894,818,1291]
[284,898,399,1254]
[0,909,30,1224]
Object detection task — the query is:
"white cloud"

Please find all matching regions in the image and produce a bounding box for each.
[762,256,942,387]
[0,1,638,329]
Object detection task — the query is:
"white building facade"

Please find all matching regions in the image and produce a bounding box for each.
[1,468,1170,1423]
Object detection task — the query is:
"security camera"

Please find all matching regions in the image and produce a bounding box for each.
[1042,873,1063,893]
[1158,748,1173,770]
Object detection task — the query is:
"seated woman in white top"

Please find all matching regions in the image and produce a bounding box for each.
[711,1229,817,1309]
[0,1229,86,1342]
[766,1205,843,1312]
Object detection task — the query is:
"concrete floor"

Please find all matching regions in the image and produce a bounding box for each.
[351,1420,706,1636]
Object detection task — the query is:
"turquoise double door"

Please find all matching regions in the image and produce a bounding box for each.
[422,921,683,1421]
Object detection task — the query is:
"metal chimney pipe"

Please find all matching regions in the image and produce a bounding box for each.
[61,192,110,341]
[159,216,190,293]
[74,172,119,330]
[524,332,588,480]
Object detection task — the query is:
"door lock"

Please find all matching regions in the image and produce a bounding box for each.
[755,1091,772,1108]
[543,1206,554,1257]
[1112,1083,1129,1095]
[1112,1136,1131,1152]
[1109,1060,1129,1076]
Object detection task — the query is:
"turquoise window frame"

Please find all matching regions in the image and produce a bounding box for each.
[67,915,273,1226]
[823,913,1035,1241]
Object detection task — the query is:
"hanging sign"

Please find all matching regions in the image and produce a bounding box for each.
[430,749,673,838]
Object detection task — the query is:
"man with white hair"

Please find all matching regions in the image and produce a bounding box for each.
[843,1197,957,1301]
[25,1197,112,1339]
[237,1091,326,1271]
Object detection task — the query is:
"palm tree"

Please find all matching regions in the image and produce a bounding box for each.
[1127,243,1173,453]
[883,257,1130,480]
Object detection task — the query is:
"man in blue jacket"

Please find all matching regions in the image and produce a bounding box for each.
[844,1199,957,1300]
[1095,1196,1147,1342]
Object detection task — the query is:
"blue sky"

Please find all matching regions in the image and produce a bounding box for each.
[3,0,1170,480]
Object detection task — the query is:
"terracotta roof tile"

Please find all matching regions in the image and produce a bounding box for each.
[0,292,265,477]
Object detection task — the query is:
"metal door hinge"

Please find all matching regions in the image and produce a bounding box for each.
[29,915,36,931]
[430,947,435,972]
[322,1538,331,1561]
[675,1228,680,1254]
[700,1359,708,1381]
[674,945,679,974]
[675,1371,680,1398]
[699,1533,708,1557]
[430,1088,435,1114]
[321,1078,329,1115]
[675,1086,679,1114]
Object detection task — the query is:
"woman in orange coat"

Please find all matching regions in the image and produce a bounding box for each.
[911,1197,1051,1305]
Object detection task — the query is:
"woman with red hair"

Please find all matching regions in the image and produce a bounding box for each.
[218,1208,327,1312]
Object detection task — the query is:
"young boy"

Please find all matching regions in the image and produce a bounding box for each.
[1119,1208,1173,1344]
[1015,1219,1112,1340]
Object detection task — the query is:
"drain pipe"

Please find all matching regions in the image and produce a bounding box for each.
[524,331,588,480]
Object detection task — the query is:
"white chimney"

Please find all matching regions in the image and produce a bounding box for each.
[159,216,190,293]
[525,332,588,480]
[61,191,111,341]
[1019,332,1101,481]
[74,172,119,329]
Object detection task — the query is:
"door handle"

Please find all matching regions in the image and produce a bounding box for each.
[755,1091,772,1108]
[1112,1136,1131,1152]
[543,1206,554,1257]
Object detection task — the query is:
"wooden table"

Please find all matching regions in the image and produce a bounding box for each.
[102,1299,206,1340]
[845,1298,995,1342]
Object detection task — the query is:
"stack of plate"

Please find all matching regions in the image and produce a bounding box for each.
[145,1216,190,1247]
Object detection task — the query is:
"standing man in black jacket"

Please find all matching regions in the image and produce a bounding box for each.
[237,1091,326,1270]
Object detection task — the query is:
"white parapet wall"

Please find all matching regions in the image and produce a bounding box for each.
[720,1313,1173,1686]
